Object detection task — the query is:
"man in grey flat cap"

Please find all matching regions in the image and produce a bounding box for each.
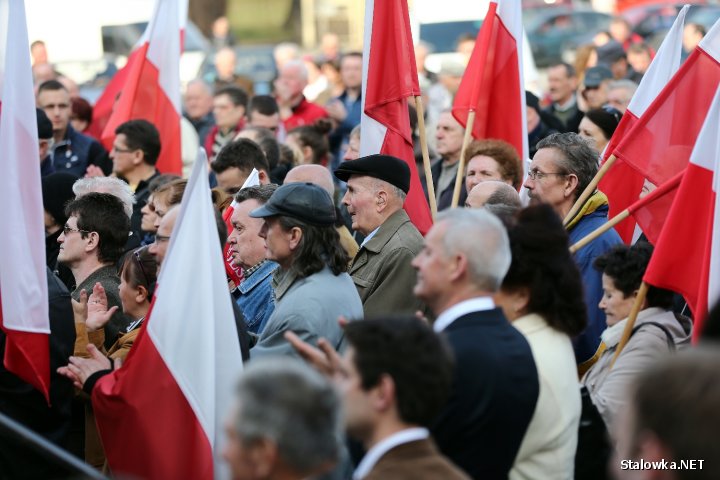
[334,154,424,318]
[249,182,363,358]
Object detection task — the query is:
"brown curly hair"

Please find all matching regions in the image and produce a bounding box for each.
[463,139,522,189]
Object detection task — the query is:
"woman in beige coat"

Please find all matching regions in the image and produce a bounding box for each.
[582,242,692,431]
[494,205,588,480]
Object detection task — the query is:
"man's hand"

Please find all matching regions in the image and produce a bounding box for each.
[57,344,112,390]
[326,99,347,123]
[285,331,344,379]
[86,282,118,332]
[71,290,89,325]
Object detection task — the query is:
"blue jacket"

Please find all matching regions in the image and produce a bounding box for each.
[328,91,362,169]
[51,126,110,177]
[568,204,622,363]
[235,261,278,335]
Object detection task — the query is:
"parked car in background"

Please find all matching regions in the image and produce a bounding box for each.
[525,7,612,67]
[625,2,720,50]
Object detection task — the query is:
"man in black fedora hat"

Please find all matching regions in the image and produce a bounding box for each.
[334,154,424,318]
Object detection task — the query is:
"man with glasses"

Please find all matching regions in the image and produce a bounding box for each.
[58,192,132,349]
[36,80,110,177]
[524,132,621,370]
[110,120,162,242]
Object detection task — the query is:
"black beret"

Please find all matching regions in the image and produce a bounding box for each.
[334,154,411,193]
[249,182,336,226]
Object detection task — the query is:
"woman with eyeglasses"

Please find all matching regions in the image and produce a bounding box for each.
[60,246,157,469]
[578,107,623,154]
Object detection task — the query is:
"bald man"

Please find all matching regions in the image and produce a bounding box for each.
[465,181,522,210]
[284,164,359,259]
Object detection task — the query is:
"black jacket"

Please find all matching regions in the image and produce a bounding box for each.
[0,268,76,478]
[432,308,540,479]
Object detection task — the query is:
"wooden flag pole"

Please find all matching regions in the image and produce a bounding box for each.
[563,154,618,226]
[569,208,630,254]
[450,111,476,208]
[415,96,438,219]
[608,282,649,370]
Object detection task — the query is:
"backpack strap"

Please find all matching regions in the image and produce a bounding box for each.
[630,321,675,351]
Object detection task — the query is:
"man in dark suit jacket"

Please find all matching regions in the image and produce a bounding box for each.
[412,208,540,479]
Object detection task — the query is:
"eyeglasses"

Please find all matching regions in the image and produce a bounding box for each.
[154,234,171,244]
[133,247,152,288]
[62,225,91,235]
[111,145,137,154]
[527,169,568,181]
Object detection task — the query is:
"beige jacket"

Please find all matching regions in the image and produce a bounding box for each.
[349,209,424,318]
[582,307,692,430]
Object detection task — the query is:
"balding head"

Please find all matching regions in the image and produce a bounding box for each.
[466,181,521,209]
[284,164,335,201]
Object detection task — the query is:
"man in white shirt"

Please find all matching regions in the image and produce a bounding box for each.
[411,208,540,479]
[287,316,469,480]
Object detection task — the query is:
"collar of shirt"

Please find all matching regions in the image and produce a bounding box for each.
[271,268,298,301]
[360,226,380,248]
[126,316,145,333]
[554,95,577,112]
[433,296,495,332]
[352,428,429,480]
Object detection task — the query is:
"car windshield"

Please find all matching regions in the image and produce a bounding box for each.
[420,20,482,52]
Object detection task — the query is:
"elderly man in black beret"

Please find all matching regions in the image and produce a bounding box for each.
[334,154,425,317]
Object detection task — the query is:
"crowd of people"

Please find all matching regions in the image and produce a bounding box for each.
[1,15,719,480]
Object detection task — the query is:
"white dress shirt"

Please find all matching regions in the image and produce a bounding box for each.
[433,297,495,333]
[352,428,430,480]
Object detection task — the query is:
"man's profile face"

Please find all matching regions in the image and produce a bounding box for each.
[411,221,451,309]
[523,148,569,213]
[57,214,89,267]
[216,167,249,195]
[228,199,267,269]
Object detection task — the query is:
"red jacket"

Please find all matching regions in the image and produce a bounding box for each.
[281,96,328,131]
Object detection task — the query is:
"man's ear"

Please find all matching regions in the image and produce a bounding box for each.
[258,170,270,185]
[375,190,389,212]
[564,173,579,199]
[84,231,100,254]
[288,226,303,251]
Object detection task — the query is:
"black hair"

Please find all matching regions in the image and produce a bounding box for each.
[212,138,269,175]
[121,246,158,299]
[288,119,332,164]
[37,79,68,95]
[594,241,674,309]
[115,119,162,166]
[502,204,587,336]
[215,85,249,108]
[65,193,130,264]
[278,216,348,278]
[248,95,279,116]
[344,316,454,427]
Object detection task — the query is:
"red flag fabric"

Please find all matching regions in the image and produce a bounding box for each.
[100,0,183,175]
[643,87,720,341]
[452,0,528,163]
[360,0,432,234]
[92,149,243,478]
[0,0,51,401]
[627,170,683,245]
[613,20,720,188]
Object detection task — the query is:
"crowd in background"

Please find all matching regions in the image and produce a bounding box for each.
[1,12,720,480]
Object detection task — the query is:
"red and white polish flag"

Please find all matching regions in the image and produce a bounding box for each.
[99,0,184,175]
[644,86,720,341]
[361,0,433,234]
[0,0,50,401]
[599,5,689,243]
[92,149,243,479]
[452,0,528,165]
